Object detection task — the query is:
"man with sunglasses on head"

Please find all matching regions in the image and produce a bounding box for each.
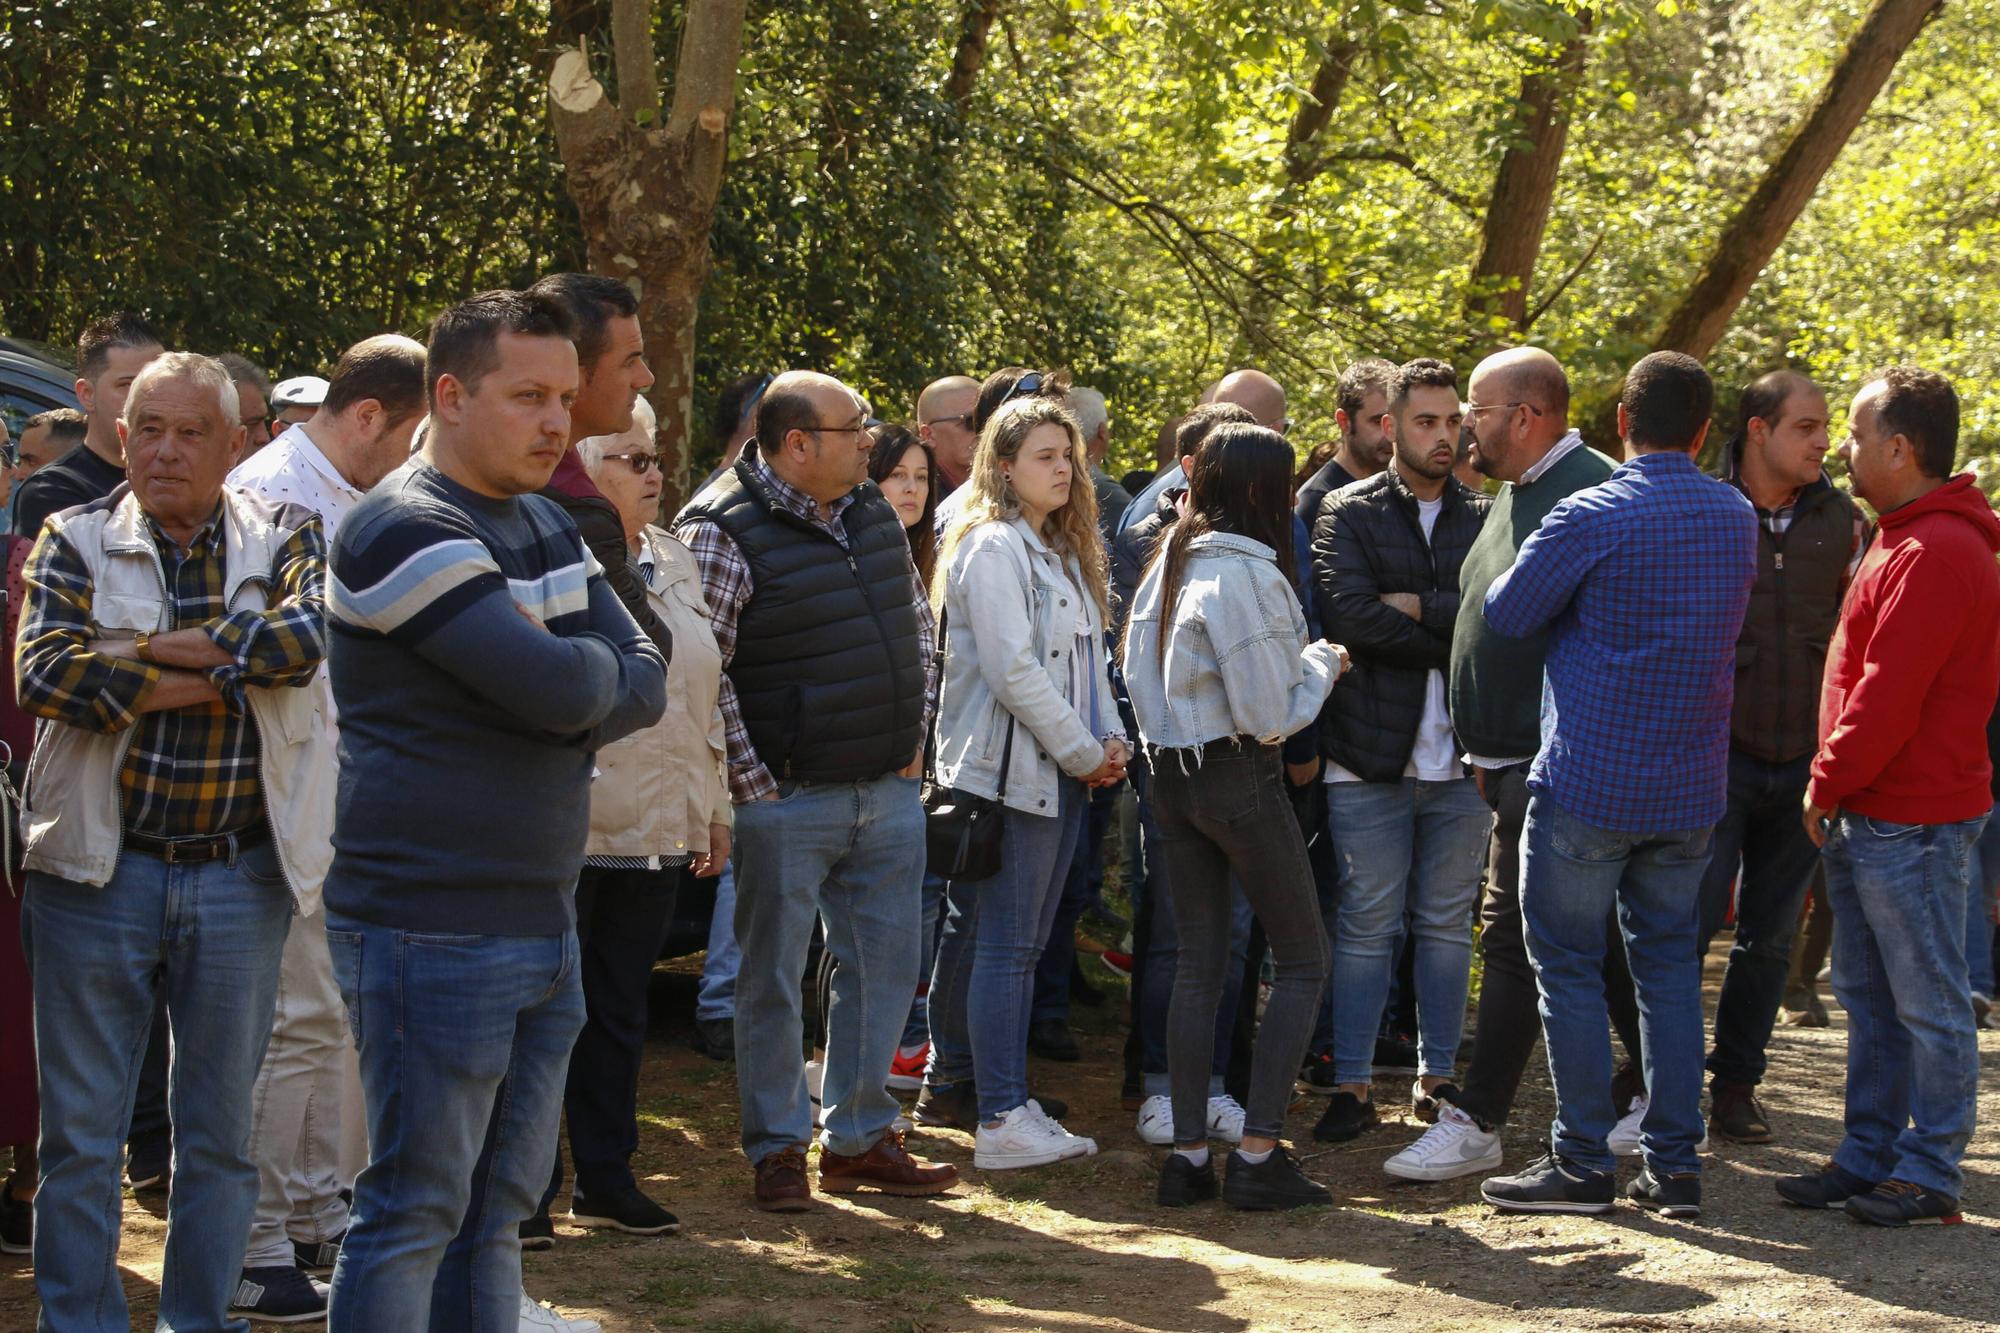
[932,368,1065,537]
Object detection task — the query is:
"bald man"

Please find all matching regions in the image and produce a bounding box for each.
[1122,368,1289,534]
[917,375,980,494]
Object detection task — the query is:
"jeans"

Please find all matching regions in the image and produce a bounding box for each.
[1695,749,1823,1086]
[899,872,948,1051]
[24,843,291,1333]
[695,863,739,1022]
[244,907,357,1268]
[1031,783,1117,1025]
[1327,777,1489,1086]
[1965,800,2000,998]
[1520,794,1711,1176]
[1153,744,1329,1142]
[732,774,925,1161]
[1823,811,1986,1197]
[326,914,585,1332]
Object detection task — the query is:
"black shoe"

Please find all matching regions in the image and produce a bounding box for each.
[1775,1160,1877,1210]
[1299,1051,1338,1095]
[1844,1179,1963,1227]
[915,1081,978,1131]
[1028,1091,1071,1122]
[1312,1091,1377,1143]
[1223,1147,1331,1211]
[1480,1152,1616,1214]
[1028,1019,1081,1062]
[291,1230,344,1275]
[1157,1153,1220,1207]
[0,1181,31,1256]
[689,1016,735,1061]
[1372,1034,1419,1076]
[229,1265,328,1324]
[125,1143,170,1193]
[1412,1081,1460,1125]
[518,1212,555,1250]
[1626,1167,1702,1218]
[1709,1081,1774,1144]
[571,1184,680,1235]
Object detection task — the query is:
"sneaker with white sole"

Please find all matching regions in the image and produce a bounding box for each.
[519,1293,603,1333]
[975,1103,1097,1169]
[1608,1094,1709,1157]
[1205,1095,1247,1144]
[228,1267,328,1324]
[1384,1104,1505,1182]
[1135,1094,1175,1146]
[808,1058,911,1133]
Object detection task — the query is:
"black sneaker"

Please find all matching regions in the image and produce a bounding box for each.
[1027,1019,1081,1062]
[570,1184,680,1235]
[1157,1153,1220,1207]
[1775,1160,1877,1210]
[292,1230,344,1275]
[1626,1167,1702,1218]
[914,1081,1067,1129]
[1709,1081,1774,1144]
[1299,1051,1338,1095]
[1223,1147,1331,1211]
[229,1265,328,1324]
[1372,1034,1419,1076]
[1844,1179,1963,1227]
[125,1143,170,1193]
[689,1016,735,1062]
[1412,1080,1461,1125]
[518,1211,555,1251]
[1480,1152,1616,1214]
[0,1181,30,1256]
[1312,1091,1377,1143]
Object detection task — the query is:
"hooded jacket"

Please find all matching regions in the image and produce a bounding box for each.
[1809,474,2000,823]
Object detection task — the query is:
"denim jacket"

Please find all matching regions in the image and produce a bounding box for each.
[1121,530,1340,752]
[934,517,1125,816]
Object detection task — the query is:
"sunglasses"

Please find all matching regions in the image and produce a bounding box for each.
[604,450,660,475]
[1001,370,1046,404]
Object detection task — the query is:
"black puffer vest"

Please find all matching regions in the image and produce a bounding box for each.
[682,452,925,783]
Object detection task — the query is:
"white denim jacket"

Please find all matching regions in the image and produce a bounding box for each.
[933,517,1125,816]
[1121,530,1340,752]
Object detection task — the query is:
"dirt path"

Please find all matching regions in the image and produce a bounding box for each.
[5,956,1999,1331]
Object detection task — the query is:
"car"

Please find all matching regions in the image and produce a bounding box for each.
[0,340,80,439]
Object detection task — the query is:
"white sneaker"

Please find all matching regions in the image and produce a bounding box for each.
[976,1102,1097,1169]
[520,1293,603,1333]
[1608,1094,1709,1156]
[1205,1095,1246,1144]
[1384,1104,1503,1181]
[808,1058,910,1133]
[1135,1094,1175,1145]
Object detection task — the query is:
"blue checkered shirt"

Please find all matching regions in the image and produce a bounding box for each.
[1483,450,1757,833]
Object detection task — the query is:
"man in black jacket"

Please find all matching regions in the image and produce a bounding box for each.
[1294,357,1396,533]
[1311,358,1492,1142]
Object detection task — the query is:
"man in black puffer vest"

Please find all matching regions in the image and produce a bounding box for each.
[1310,358,1492,1144]
[675,371,957,1212]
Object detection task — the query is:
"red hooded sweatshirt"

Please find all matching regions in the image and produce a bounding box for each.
[1809,474,2000,823]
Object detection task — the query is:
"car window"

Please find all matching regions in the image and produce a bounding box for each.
[0,382,75,441]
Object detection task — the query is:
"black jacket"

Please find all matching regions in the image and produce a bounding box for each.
[540,458,672,659]
[1312,468,1489,780]
[1294,455,1358,532]
[1111,486,1178,633]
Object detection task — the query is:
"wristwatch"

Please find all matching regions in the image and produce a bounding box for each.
[133,630,155,663]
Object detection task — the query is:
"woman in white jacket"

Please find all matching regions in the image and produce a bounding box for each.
[1122,421,1347,1211]
[924,396,1130,1170]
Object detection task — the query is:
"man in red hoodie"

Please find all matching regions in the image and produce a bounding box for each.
[1779,367,2000,1227]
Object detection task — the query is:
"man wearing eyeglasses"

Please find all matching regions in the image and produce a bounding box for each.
[675,369,957,1213]
[916,375,980,495]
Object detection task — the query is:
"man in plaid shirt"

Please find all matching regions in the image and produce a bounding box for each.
[1477,352,1756,1220]
[13,352,330,1330]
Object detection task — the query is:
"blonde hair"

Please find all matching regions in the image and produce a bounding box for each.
[932,396,1109,619]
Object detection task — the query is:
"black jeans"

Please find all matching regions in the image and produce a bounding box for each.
[1151,742,1328,1143]
[127,995,172,1164]
[543,864,679,1211]
[1696,749,1821,1087]
[1456,763,1643,1128]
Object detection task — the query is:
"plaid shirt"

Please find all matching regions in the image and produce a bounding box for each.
[1484,451,1758,832]
[17,500,327,838]
[674,455,936,803]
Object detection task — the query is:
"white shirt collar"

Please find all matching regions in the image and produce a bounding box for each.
[1518,429,1586,487]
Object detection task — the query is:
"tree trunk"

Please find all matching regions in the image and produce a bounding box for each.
[945,1,1002,114]
[1466,18,1591,335]
[548,0,748,514]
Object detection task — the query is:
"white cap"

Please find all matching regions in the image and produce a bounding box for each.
[270,375,330,409]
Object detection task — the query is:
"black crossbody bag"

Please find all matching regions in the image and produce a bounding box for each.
[922,603,1016,881]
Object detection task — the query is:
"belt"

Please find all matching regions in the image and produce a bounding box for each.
[123,825,269,865]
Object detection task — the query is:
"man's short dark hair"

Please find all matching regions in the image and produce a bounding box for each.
[1337,357,1396,420]
[1622,351,1714,452]
[1389,358,1458,417]
[755,383,818,452]
[214,353,271,397]
[712,371,772,443]
[525,273,638,372]
[23,407,86,445]
[1867,365,1959,478]
[1174,401,1256,459]
[426,290,577,411]
[77,311,163,382]
[324,335,428,423]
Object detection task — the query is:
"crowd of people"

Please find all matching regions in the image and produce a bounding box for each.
[0,284,1995,1333]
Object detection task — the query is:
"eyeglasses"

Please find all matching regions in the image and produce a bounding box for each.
[0,444,17,469]
[922,412,975,431]
[799,418,879,439]
[604,450,660,475]
[1463,401,1543,419]
[738,373,773,428]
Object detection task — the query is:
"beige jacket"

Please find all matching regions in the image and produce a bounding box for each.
[21,486,334,909]
[587,525,731,858]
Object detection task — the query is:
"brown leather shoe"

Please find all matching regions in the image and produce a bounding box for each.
[753,1145,813,1212]
[818,1129,959,1197]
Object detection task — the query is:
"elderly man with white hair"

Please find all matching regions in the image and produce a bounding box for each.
[15,350,331,1331]
[1066,385,1129,540]
[532,396,731,1243]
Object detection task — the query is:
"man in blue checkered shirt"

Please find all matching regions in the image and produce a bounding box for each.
[1475,352,1757,1219]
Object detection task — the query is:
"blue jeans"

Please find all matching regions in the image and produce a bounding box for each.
[1824,811,1986,1197]
[1327,778,1489,1086]
[695,863,739,1022]
[732,774,924,1162]
[899,872,949,1050]
[1520,794,1710,1175]
[1965,801,2000,998]
[24,844,291,1333]
[325,914,584,1332]
[1031,784,1117,1025]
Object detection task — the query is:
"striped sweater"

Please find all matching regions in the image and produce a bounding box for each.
[324,459,666,935]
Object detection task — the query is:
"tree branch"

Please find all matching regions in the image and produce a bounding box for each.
[611,0,658,122]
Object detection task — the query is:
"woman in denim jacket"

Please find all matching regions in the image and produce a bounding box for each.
[924,396,1130,1170]
[1122,422,1347,1210]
